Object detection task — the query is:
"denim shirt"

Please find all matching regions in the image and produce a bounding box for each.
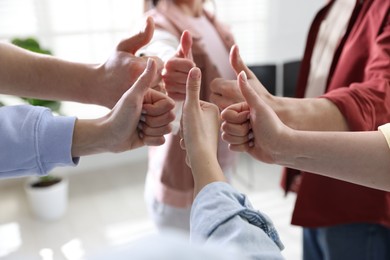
[191,182,284,260]
[0,105,77,178]
[90,182,284,260]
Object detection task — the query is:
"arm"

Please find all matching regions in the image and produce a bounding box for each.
[0,105,77,178]
[221,72,390,192]
[181,68,284,259]
[72,59,175,156]
[281,128,390,191]
[215,14,390,132]
[191,182,284,259]
[180,67,224,196]
[321,16,390,131]
[0,17,164,109]
[0,59,175,178]
[210,45,348,132]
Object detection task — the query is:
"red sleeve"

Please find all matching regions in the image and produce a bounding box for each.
[323,13,390,131]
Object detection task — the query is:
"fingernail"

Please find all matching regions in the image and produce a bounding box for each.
[248,131,254,140]
[137,123,143,130]
[240,71,247,83]
[190,68,200,79]
[146,58,154,70]
[140,115,146,122]
[249,141,254,147]
[141,109,147,114]
[138,131,144,139]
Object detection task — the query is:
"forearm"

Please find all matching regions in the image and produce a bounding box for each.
[190,150,226,197]
[71,118,111,157]
[0,105,77,178]
[272,96,349,131]
[276,130,390,191]
[191,182,284,258]
[0,42,100,104]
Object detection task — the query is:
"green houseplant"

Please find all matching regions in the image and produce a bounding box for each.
[11,38,69,220]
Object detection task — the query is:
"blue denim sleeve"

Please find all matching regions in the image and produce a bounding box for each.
[0,105,78,178]
[190,181,284,260]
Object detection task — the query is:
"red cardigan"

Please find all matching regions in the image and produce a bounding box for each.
[282,0,390,228]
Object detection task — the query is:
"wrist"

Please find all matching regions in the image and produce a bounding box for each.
[90,64,114,108]
[188,148,216,168]
[271,96,300,130]
[71,118,108,157]
[271,127,298,166]
[190,154,226,196]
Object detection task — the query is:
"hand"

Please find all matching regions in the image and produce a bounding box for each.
[210,78,244,110]
[163,30,195,101]
[210,45,271,110]
[180,67,225,196]
[72,59,175,157]
[98,16,165,108]
[221,71,291,163]
[140,84,176,145]
[180,67,220,168]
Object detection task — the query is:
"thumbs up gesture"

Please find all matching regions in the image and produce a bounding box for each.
[179,67,225,195]
[180,67,221,169]
[163,30,195,100]
[221,71,288,163]
[100,16,164,108]
[72,59,176,157]
[210,45,271,110]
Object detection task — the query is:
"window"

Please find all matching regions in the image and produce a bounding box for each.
[212,0,270,65]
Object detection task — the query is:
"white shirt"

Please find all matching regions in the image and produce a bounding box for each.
[304,0,356,98]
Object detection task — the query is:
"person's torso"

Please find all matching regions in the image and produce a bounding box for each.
[290,0,390,228]
[146,1,236,101]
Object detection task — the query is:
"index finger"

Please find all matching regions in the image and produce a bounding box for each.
[142,89,175,116]
[221,102,250,124]
[210,78,236,95]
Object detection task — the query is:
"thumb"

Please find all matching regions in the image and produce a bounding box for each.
[128,58,157,97]
[185,67,202,107]
[230,45,255,79]
[176,30,193,60]
[238,71,263,109]
[117,16,155,54]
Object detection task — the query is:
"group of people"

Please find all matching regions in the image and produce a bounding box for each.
[1,0,390,259]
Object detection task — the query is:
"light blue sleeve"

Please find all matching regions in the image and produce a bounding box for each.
[0,105,78,178]
[190,182,285,260]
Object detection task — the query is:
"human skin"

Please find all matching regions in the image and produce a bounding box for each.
[71,59,175,156]
[221,71,390,192]
[180,67,226,196]
[210,45,349,132]
[0,16,163,109]
[144,0,209,194]
[162,30,195,100]
[157,0,204,101]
